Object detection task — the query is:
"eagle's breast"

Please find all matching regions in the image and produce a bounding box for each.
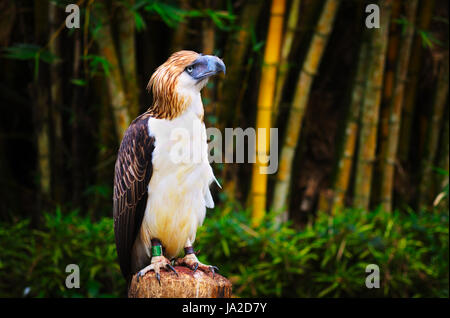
[139,101,215,258]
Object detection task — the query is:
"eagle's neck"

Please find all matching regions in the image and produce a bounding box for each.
[148,87,204,121]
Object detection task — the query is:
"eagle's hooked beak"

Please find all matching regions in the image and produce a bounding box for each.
[187,55,226,82]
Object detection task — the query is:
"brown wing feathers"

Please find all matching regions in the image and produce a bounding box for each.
[113,113,154,280]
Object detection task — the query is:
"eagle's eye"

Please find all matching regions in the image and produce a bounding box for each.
[186,66,194,73]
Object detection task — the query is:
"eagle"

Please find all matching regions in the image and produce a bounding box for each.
[113,50,226,286]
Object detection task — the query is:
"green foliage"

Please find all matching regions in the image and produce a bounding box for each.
[2,44,58,80]
[70,78,87,86]
[0,205,447,298]
[2,44,57,63]
[196,206,449,297]
[81,54,112,77]
[132,0,236,30]
[0,208,124,298]
[418,29,443,48]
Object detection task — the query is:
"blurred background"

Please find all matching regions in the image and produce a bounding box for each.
[0,0,448,298]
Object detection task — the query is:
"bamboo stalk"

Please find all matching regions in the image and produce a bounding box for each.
[202,0,215,126]
[217,0,262,202]
[331,40,369,214]
[398,0,435,161]
[380,0,418,212]
[202,0,215,55]
[49,1,64,203]
[418,56,449,209]
[434,106,449,209]
[92,2,130,141]
[118,1,140,119]
[272,0,301,121]
[353,0,392,211]
[170,0,189,52]
[218,0,263,130]
[375,0,401,203]
[251,0,286,226]
[271,0,340,221]
[71,29,82,207]
[33,0,51,197]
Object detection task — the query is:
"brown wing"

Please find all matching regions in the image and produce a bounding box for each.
[113,113,154,281]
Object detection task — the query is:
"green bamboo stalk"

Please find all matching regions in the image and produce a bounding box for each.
[202,0,216,127]
[433,105,449,209]
[272,0,301,121]
[379,0,418,212]
[272,0,340,221]
[398,0,435,161]
[171,0,189,52]
[218,0,263,130]
[218,0,263,201]
[353,0,392,211]
[418,56,449,209]
[92,2,130,141]
[331,39,369,214]
[118,1,140,119]
[33,0,51,197]
[375,0,401,203]
[49,1,64,202]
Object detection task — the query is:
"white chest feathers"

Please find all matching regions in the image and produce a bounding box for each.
[140,104,217,258]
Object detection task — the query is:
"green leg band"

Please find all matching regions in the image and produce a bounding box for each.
[151,244,162,257]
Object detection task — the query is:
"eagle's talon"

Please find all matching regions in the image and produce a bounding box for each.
[156,272,161,285]
[210,265,219,277]
[166,263,178,276]
[175,253,218,277]
[136,255,173,284]
[192,262,199,273]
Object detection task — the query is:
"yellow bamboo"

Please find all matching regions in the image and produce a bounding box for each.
[331,40,369,214]
[380,0,418,212]
[353,0,392,211]
[271,0,340,221]
[251,0,286,226]
[272,0,301,120]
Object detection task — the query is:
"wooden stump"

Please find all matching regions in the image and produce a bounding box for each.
[128,266,232,298]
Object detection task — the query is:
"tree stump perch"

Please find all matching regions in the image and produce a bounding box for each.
[128,266,232,298]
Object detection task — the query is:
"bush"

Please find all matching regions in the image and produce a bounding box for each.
[0,208,125,298]
[196,206,449,297]
[0,206,447,297]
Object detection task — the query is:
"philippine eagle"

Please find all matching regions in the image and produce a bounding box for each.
[113,51,225,286]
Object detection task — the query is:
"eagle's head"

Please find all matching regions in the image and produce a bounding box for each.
[147,50,226,119]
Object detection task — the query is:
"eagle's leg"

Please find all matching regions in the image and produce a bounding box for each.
[174,239,219,277]
[137,238,178,285]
